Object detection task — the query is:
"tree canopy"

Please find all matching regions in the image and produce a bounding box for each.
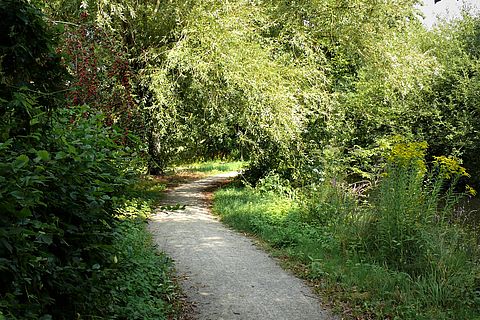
[1,0,479,318]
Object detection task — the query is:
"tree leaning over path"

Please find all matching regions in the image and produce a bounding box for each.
[38,0,480,185]
[1,0,480,318]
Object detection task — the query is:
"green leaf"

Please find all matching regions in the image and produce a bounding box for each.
[0,239,13,253]
[67,144,77,154]
[37,233,53,245]
[0,140,12,151]
[36,150,50,161]
[10,190,24,200]
[13,154,29,169]
[16,207,32,218]
[55,151,67,160]
[30,117,40,126]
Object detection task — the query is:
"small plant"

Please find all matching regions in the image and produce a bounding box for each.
[107,178,181,319]
[300,180,358,226]
[256,173,293,196]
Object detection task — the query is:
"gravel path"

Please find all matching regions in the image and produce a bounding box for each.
[148,172,335,320]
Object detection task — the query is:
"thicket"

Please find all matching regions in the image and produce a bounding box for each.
[78,0,476,191]
[0,1,176,318]
[36,0,479,186]
[2,0,480,318]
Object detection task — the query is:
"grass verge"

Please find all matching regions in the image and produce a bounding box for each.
[93,177,182,319]
[212,181,480,320]
[174,160,245,175]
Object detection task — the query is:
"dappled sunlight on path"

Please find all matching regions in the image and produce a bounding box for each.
[148,172,335,320]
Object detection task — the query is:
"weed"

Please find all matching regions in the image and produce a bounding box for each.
[213,162,480,319]
[107,218,178,319]
[90,178,180,319]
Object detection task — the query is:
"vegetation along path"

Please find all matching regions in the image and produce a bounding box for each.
[148,172,335,320]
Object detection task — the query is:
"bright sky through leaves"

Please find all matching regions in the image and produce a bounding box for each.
[418,0,480,28]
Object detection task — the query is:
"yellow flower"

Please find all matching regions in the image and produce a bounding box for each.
[433,156,470,179]
[466,185,477,197]
[388,141,428,176]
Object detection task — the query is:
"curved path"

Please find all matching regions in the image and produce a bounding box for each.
[148,172,335,320]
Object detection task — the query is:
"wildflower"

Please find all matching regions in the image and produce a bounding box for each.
[388,141,428,176]
[465,184,477,197]
[433,156,470,179]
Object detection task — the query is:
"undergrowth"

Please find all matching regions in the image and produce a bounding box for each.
[105,177,179,319]
[213,147,480,319]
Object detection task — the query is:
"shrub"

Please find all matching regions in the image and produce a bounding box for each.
[0,104,136,318]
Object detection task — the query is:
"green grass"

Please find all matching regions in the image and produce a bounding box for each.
[106,218,179,319]
[213,183,480,320]
[95,177,181,319]
[175,160,245,175]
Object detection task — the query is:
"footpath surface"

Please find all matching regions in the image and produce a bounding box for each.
[148,172,335,320]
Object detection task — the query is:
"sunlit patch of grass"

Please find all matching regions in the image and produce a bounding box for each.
[115,177,166,219]
[175,160,245,175]
[213,184,480,320]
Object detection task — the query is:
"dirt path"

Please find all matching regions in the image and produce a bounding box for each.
[148,172,335,320]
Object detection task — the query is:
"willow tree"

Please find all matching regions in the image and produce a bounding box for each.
[256,0,423,179]
[145,0,328,178]
[41,0,480,184]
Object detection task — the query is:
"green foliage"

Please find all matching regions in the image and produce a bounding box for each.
[4,0,480,317]
[1,103,175,319]
[0,105,133,319]
[425,16,480,184]
[349,165,467,271]
[0,2,151,318]
[213,187,309,249]
[300,181,359,227]
[36,0,480,187]
[255,173,294,197]
[213,150,480,319]
[107,219,177,320]
[334,14,480,185]
[39,0,480,187]
[0,0,65,99]
[0,0,66,139]
[143,0,327,175]
[104,179,179,320]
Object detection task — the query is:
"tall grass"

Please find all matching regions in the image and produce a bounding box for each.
[213,166,480,319]
[343,164,480,316]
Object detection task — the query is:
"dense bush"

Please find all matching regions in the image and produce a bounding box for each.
[0,2,144,318]
[0,105,134,318]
